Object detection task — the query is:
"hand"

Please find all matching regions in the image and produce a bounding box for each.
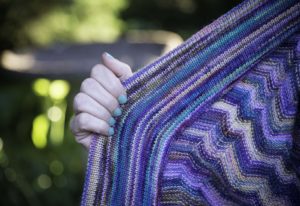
[70,52,133,149]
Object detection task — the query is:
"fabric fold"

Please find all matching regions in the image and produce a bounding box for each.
[81,0,300,205]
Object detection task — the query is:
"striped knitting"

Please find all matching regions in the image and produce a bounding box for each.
[81,0,300,205]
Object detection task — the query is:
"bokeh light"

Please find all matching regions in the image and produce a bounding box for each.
[37,174,52,189]
[33,79,51,97]
[47,106,62,122]
[49,80,70,101]
[49,160,64,176]
[32,79,69,147]
[32,114,49,149]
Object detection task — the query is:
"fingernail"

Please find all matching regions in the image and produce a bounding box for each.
[108,127,114,136]
[105,52,114,59]
[118,94,127,104]
[113,107,122,117]
[108,117,116,126]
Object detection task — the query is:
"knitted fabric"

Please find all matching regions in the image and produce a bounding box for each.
[81,0,300,205]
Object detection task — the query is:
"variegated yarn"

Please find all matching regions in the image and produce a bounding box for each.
[81,0,300,205]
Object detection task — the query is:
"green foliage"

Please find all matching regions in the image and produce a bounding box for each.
[0,0,70,51]
[0,0,243,51]
[25,0,127,46]
[0,77,85,205]
[0,0,127,51]
[122,0,243,38]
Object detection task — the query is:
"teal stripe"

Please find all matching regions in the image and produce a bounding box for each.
[109,0,298,204]
[142,22,300,205]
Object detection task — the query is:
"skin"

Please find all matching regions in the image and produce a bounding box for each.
[70,52,133,149]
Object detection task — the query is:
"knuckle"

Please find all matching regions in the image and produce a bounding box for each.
[77,113,88,129]
[90,64,105,78]
[122,63,131,71]
[80,78,94,92]
[119,62,131,73]
[109,79,118,89]
[74,135,83,143]
[73,93,85,110]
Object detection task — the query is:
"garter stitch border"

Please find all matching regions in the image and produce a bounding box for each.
[81,0,300,205]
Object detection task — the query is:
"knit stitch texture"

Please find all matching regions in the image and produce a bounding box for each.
[81,0,300,205]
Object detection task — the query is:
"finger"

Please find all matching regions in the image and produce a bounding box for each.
[76,136,92,150]
[90,64,128,103]
[72,113,114,137]
[73,92,113,123]
[70,116,91,150]
[70,117,106,150]
[79,78,120,114]
[70,116,88,141]
[101,52,133,81]
[70,116,92,143]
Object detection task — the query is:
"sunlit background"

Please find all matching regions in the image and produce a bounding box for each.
[0,0,242,205]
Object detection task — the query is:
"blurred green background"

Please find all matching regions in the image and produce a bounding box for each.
[0,0,242,205]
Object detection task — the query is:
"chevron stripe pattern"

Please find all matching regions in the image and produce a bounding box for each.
[161,37,300,205]
[81,0,300,205]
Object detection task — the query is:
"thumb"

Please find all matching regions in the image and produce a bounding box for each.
[101,52,133,81]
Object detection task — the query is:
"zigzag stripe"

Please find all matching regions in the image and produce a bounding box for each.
[249,63,297,121]
[233,83,293,151]
[163,111,292,204]
[81,0,300,205]
[212,101,296,182]
[161,47,300,204]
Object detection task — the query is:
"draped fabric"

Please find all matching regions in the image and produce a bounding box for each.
[81,0,300,205]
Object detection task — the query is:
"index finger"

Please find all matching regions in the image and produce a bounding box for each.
[90,64,128,105]
[101,52,133,81]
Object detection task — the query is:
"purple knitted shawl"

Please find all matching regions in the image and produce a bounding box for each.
[81,0,300,205]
